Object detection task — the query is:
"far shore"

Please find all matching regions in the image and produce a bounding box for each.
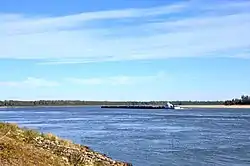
[180,105,250,109]
[0,105,97,109]
[1,104,250,109]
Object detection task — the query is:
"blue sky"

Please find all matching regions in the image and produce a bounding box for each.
[0,0,250,101]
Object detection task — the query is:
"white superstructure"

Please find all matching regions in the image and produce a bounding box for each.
[165,102,183,109]
[165,102,174,109]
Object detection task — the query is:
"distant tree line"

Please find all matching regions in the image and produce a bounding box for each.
[224,95,250,105]
[0,100,224,107]
[170,101,224,105]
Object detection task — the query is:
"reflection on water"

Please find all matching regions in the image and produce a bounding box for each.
[1,107,250,166]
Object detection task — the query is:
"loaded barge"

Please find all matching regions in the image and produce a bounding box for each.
[101,102,181,109]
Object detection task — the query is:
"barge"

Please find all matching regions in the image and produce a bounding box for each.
[101,102,181,109]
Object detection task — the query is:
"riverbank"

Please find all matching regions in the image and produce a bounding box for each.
[1,104,250,110]
[0,122,132,166]
[181,105,250,109]
[0,105,96,109]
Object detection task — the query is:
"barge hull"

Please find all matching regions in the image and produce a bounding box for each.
[101,105,173,109]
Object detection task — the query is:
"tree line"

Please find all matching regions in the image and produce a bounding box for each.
[1,97,248,106]
[0,100,224,107]
[224,95,250,105]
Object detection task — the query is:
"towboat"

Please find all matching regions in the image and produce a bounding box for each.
[101,102,183,109]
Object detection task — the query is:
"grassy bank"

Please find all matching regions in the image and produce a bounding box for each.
[0,122,132,166]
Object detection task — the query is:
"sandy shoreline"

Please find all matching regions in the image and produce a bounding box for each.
[180,105,250,109]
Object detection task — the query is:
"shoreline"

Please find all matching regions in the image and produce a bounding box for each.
[0,122,132,166]
[1,104,250,109]
[180,105,250,109]
[0,105,97,109]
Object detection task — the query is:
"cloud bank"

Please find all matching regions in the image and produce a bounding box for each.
[1,0,250,63]
[0,77,59,88]
[67,71,166,85]
[0,72,166,88]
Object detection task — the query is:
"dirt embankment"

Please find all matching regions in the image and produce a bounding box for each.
[0,122,132,166]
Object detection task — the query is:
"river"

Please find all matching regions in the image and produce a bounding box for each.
[0,107,250,166]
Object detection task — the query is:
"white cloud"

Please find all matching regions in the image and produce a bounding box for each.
[231,53,250,59]
[0,77,59,88]
[0,72,165,89]
[1,0,250,62]
[1,2,187,35]
[67,72,166,86]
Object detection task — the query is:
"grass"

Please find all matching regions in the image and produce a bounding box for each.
[0,122,131,166]
[0,122,68,166]
[0,137,67,166]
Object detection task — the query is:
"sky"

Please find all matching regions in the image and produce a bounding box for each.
[0,0,250,101]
